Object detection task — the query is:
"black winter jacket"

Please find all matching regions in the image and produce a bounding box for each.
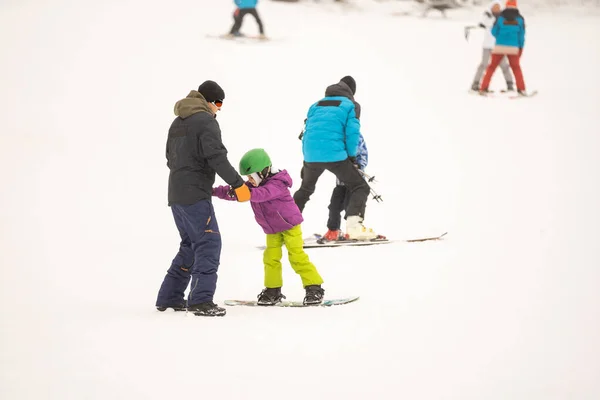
[166,90,244,205]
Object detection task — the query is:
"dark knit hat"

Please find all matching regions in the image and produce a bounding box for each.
[340,75,356,95]
[198,80,225,103]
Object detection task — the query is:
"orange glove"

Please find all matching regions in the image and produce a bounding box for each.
[233,184,251,202]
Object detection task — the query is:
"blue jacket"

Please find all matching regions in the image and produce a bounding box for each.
[335,134,368,186]
[235,0,258,9]
[492,8,525,49]
[301,82,361,163]
[355,134,368,170]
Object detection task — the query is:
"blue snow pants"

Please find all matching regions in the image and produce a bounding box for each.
[156,200,222,308]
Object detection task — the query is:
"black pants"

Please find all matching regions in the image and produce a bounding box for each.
[327,184,351,231]
[293,159,369,219]
[230,8,264,35]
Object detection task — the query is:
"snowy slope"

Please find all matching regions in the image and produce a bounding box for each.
[1,0,599,399]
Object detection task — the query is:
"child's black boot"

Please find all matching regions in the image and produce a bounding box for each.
[257,287,286,306]
[304,285,325,305]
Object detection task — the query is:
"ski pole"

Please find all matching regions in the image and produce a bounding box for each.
[370,188,383,203]
[464,25,478,41]
[357,169,377,183]
[357,170,382,202]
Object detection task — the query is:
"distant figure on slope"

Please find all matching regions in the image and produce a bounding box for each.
[227,0,266,39]
[479,0,527,96]
[467,0,515,92]
[213,148,325,306]
[419,0,454,18]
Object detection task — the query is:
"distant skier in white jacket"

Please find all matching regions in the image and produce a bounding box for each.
[468,0,514,91]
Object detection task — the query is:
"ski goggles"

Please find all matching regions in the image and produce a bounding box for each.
[212,100,223,108]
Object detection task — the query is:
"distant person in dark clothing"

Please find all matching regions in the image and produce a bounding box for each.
[228,0,266,39]
[420,0,454,18]
[156,80,251,317]
[322,133,369,242]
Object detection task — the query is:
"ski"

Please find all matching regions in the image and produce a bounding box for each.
[312,232,447,244]
[256,232,446,250]
[205,33,271,42]
[404,231,447,242]
[472,89,537,98]
[305,238,395,248]
[509,89,538,99]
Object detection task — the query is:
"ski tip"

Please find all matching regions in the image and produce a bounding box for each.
[405,232,448,242]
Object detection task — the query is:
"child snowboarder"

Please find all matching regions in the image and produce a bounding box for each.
[322,133,369,242]
[213,148,325,306]
[466,0,514,92]
[479,0,527,95]
[227,0,266,40]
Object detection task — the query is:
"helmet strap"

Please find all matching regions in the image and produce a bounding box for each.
[257,166,271,180]
[249,172,263,186]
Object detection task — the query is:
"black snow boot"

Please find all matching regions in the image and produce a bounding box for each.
[257,287,286,306]
[156,302,187,312]
[187,301,226,317]
[303,285,325,305]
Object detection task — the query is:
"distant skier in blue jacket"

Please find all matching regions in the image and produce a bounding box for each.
[480,0,527,95]
[228,0,266,39]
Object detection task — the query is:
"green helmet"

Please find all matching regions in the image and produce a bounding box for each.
[239,148,272,175]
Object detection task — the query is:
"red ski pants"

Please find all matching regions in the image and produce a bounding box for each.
[480,53,526,91]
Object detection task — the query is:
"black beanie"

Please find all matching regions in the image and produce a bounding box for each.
[340,75,356,95]
[198,80,225,103]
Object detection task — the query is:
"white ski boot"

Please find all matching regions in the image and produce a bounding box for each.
[345,216,378,240]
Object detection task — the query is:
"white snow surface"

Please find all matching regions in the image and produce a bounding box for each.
[1,0,599,399]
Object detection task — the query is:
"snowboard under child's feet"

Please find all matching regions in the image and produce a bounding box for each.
[187,301,226,317]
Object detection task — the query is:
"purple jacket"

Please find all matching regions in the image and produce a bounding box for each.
[212,170,304,234]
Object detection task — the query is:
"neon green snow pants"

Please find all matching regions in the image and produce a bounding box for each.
[263,224,323,288]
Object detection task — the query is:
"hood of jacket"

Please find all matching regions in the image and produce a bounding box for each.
[487,0,503,13]
[261,169,292,188]
[324,81,355,100]
[501,7,521,21]
[173,90,213,119]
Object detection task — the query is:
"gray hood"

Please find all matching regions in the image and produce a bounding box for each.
[324,81,355,99]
